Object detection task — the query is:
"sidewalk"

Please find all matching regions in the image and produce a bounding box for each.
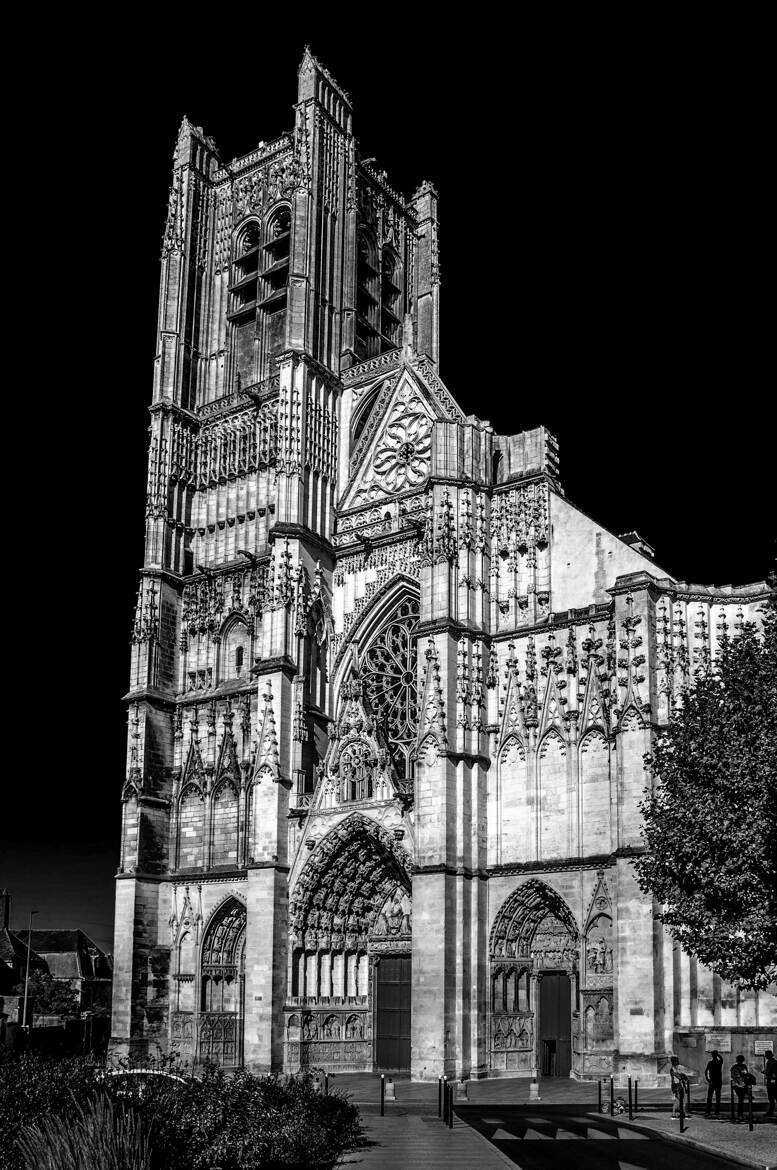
[611,1107,776,1170]
[338,1105,513,1170]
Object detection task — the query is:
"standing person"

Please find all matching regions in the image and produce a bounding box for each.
[764,1050,776,1118]
[670,1055,691,1119]
[704,1049,724,1117]
[730,1054,751,1121]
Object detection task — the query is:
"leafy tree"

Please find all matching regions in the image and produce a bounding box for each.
[12,970,80,1019]
[634,589,777,990]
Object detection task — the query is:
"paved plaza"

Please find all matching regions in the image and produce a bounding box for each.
[335,1075,776,1169]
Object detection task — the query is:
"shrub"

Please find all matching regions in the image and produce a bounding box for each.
[132,1066,362,1170]
[0,1051,102,1170]
[16,1095,152,1170]
[0,1051,361,1170]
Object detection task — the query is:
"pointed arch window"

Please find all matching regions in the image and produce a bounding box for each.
[199,898,246,1067]
[221,618,250,683]
[260,206,291,367]
[355,231,379,360]
[228,206,291,387]
[361,596,419,780]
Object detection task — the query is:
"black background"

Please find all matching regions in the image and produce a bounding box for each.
[2,27,772,951]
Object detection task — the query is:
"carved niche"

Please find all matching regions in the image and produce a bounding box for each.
[584,914,614,984]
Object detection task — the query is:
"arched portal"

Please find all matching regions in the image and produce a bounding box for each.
[286,814,412,1072]
[489,881,579,1077]
[197,898,246,1068]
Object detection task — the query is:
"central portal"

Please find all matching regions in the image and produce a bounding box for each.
[375,954,411,1071]
[539,973,571,1076]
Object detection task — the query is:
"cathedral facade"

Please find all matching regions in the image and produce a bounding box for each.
[112,51,775,1084]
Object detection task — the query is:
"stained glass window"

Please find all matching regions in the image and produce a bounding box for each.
[361,597,419,779]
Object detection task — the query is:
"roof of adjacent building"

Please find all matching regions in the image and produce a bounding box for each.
[15,930,112,981]
[0,927,33,967]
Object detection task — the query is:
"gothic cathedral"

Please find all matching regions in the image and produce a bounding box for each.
[112,50,774,1084]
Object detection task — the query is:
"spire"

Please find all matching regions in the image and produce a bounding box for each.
[417,639,448,760]
[255,682,280,777]
[499,650,527,751]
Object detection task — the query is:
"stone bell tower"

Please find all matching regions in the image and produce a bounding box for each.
[111,48,441,1069]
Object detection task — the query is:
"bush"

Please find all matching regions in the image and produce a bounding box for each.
[16,1095,152,1170]
[0,1051,103,1170]
[131,1066,362,1170]
[0,1051,361,1170]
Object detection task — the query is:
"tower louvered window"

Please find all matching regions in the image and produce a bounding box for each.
[380,248,401,351]
[355,232,379,360]
[228,208,291,386]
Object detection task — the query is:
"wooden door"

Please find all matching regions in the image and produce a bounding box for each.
[375,955,411,1071]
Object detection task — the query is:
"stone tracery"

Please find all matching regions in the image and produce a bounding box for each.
[360,596,420,779]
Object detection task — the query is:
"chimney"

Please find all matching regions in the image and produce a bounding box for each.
[0,889,9,930]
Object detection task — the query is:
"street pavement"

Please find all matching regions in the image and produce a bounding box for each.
[333,1075,775,1169]
[458,1103,740,1168]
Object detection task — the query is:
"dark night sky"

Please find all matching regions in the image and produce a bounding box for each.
[2,30,772,955]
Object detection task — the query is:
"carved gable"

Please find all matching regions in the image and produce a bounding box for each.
[340,364,462,512]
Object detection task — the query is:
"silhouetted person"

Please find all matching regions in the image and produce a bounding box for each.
[730,1054,751,1121]
[764,1050,776,1118]
[670,1055,691,1119]
[704,1049,723,1116]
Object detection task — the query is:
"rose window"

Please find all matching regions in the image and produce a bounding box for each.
[361,597,419,779]
[371,395,432,494]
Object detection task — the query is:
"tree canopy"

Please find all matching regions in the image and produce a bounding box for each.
[12,970,80,1019]
[634,590,777,990]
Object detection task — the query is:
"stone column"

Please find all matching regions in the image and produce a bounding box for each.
[614,859,661,1082]
[244,864,287,1072]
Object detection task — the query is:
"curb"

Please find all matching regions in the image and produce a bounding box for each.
[590,1112,775,1170]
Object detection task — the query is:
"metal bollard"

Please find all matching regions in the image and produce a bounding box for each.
[598,1079,603,1113]
[448,1083,454,1129]
[443,1077,448,1124]
[628,1076,633,1120]
[380,1074,385,1117]
[748,1085,754,1132]
[610,1076,615,1116]
[324,1073,329,1097]
[438,1076,443,1118]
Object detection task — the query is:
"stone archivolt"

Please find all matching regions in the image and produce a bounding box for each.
[290,814,410,954]
[490,880,579,963]
[285,814,411,1069]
